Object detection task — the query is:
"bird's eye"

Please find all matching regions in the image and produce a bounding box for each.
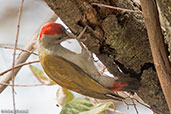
[58,36,62,40]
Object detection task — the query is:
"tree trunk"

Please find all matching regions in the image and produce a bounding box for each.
[44,0,171,113]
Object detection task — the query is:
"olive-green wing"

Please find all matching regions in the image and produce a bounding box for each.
[40,54,123,100]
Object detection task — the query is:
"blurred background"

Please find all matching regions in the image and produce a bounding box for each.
[0,0,153,114]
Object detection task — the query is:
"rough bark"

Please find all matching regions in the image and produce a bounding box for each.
[44,0,170,113]
[140,0,171,113]
[157,0,171,60]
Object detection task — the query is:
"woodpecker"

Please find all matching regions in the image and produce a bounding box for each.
[38,22,140,101]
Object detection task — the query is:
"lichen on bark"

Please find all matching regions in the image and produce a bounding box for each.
[138,67,169,114]
[102,13,152,74]
[157,0,171,60]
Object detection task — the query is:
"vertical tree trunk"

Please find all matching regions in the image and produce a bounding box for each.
[140,0,171,113]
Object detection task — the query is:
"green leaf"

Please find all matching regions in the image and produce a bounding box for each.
[56,87,74,106]
[60,98,113,114]
[60,98,93,114]
[80,102,113,114]
[29,65,55,84]
[64,88,74,104]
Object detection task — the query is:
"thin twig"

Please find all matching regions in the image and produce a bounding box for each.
[66,26,87,39]
[66,26,88,49]
[0,13,58,93]
[0,60,39,76]
[0,45,38,55]
[107,108,129,114]
[131,98,139,114]
[132,98,162,114]
[0,44,24,47]
[0,83,55,87]
[92,3,142,13]
[77,26,87,40]
[11,0,24,113]
[122,91,162,114]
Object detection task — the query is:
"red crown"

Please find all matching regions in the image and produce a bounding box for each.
[39,22,64,41]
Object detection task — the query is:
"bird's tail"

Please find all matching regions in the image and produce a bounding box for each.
[108,78,140,93]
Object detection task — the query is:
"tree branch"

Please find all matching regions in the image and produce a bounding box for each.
[0,13,58,93]
[11,0,24,112]
[0,60,39,76]
[140,0,171,113]
[0,46,38,56]
[92,3,142,13]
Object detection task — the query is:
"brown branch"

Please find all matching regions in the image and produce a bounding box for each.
[107,108,128,114]
[92,3,142,13]
[12,0,24,113]
[0,60,39,76]
[0,83,54,87]
[0,46,38,56]
[0,13,58,93]
[132,98,162,114]
[131,99,139,114]
[122,92,162,114]
[140,0,171,113]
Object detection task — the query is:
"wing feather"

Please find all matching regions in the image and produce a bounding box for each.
[39,53,123,100]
